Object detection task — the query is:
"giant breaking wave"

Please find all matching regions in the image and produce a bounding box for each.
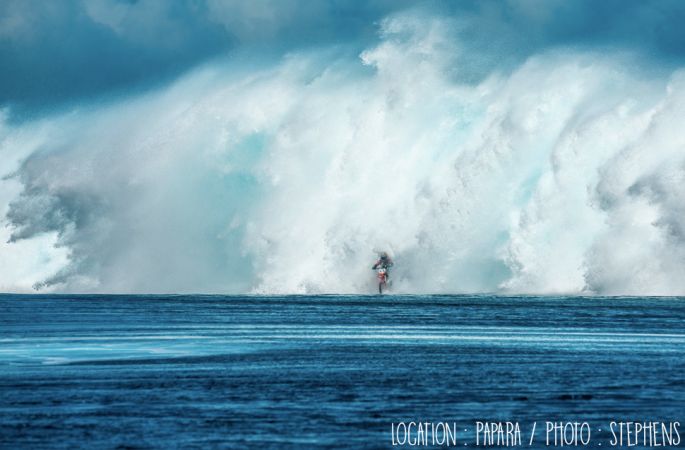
[2,12,685,295]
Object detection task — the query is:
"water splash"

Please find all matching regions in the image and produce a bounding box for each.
[1,12,684,295]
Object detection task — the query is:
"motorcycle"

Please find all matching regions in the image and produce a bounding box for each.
[376,266,389,294]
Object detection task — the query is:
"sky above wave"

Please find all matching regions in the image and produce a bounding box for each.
[2,0,685,294]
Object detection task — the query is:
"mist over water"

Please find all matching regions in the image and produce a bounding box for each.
[2,9,685,295]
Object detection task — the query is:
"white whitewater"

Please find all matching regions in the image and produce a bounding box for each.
[1,12,685,295]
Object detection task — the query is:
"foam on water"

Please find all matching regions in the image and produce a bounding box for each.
[2,295,685,366]
[1,11,685,295]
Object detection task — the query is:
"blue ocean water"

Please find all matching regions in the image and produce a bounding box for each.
[1,294,684,449]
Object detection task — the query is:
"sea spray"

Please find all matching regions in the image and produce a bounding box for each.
[1,12,684,295]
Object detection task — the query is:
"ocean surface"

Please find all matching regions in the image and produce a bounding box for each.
[1,294,684,449]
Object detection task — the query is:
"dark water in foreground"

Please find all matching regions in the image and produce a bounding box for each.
[1,295,684,449]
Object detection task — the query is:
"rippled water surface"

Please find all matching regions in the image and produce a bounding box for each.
[1,295,684,448]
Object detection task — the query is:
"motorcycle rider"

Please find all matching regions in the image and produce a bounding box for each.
[372,252,394,281]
